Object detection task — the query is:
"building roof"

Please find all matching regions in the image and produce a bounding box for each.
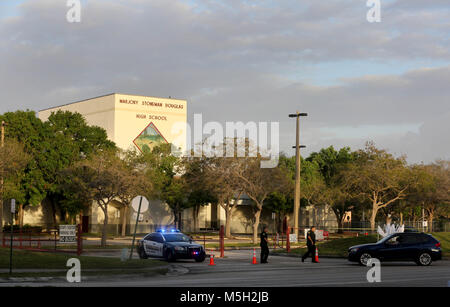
[38,93,186,112]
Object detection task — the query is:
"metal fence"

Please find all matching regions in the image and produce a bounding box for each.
[338,220,450,233]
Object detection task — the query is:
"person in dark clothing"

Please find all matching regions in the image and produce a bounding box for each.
[302,226,318,263]
[260,226,269,263]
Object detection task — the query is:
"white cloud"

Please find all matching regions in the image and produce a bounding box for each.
[0,0,448,163]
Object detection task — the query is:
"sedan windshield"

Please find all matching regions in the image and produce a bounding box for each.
[162,234,192,243]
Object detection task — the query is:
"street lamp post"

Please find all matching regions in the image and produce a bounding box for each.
[288,112,307,238]
[0,121,6,233]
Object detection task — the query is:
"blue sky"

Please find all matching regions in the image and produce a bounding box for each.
[0,0,25,18]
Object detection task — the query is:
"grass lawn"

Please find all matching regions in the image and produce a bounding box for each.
[431,232,450,256]
[42,244,133,250]
[0,247,164,272]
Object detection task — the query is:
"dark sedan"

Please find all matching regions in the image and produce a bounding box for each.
[137,229,206,262]
[348,232,442,266]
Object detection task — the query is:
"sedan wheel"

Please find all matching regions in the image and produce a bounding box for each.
[417,252,432,266]
[359,253,372,266]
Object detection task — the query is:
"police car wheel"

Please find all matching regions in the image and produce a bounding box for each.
[139,247,148,259]
[165,250,176,262]
[194,255,206,262]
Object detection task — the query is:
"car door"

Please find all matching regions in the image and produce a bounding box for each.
[398,234,422,260]
[144,234,159,257]
[153,233,165,257]
[143,234,155,256]
[379,234,403,260]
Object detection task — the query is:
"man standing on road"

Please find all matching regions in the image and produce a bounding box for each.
[302,226,318,263]
[260,226,269,263]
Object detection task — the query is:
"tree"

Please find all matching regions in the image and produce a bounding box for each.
[0,139,30,230]
[300,159,326,208]
[62,149,133,246]
[204,156,246,238]
[264,155,295,233]
[114,150,151,236]
[184,138,247,238]
[186,189,216,232]
[306,146,355,232]
[142,143,188,229]
[0,111,50,221]
[45,111,115,224]
[234,156,284,243]
[307,146,354,186]
[408,161,450,231]
[265,191,293,233]
[344,143,411,230]
[183,157,217,232]
[0,110,114,227]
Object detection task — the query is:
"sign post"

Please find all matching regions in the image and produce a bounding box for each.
[219,225,224,258]
[129,196,142,260]
[77,224,83,256]
[129,196,149,260]
[9,199,15,275]
[271,212,276,234]
[286,226,290,253]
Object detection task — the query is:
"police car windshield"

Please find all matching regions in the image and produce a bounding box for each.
[162,234,191,242]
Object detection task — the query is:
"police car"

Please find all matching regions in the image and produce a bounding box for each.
[137,228,206,262]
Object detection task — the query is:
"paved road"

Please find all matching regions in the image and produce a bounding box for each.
[1,250,449,287]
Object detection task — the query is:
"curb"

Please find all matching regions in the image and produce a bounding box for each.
[271,253,345,259]
[208,247,259,251]
[0,276,66,283]
[0,266,170,283]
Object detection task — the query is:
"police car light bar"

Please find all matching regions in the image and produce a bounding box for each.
[156,228,180,233]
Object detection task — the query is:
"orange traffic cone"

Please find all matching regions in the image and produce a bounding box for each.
[209,253,216,266]
[252,249,258,264]
[314,247,320,263]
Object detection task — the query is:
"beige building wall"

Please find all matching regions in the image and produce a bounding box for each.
[38,93,187,153]
[33,93,187,234]
[113,93,187,152]
[39,94,116,142]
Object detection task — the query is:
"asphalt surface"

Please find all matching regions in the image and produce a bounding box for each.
[1,250,449,287]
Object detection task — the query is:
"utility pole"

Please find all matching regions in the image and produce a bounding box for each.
[0,121,5,234]
[289,112,307,238]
